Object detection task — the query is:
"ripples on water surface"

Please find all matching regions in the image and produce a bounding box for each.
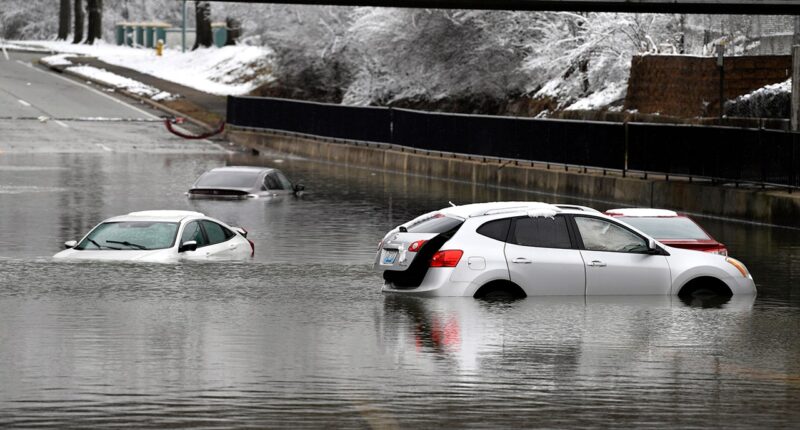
[1,152,800,428]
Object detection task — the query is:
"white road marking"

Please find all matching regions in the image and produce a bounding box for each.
[30,61,229,152]
[55,120,69,128]
[17,99,31,107]
[95,143,112,152]
[15,59,31,68]
[28,64,160,119]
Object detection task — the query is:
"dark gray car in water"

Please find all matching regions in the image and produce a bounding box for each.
[187,166,304,199]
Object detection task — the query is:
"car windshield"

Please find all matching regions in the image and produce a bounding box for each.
[406,214,463,234]
[617,216,711,240]
[194,170,261,189]
[76,221,180,251]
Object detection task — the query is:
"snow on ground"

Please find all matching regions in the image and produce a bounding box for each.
[565,83,627,111]
[12,40,274,96]
[66,65,174,100]
[40,54,74,67]
[734,79,791,103]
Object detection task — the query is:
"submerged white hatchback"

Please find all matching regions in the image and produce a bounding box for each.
[374,202,756,299]
[54,210,254,262]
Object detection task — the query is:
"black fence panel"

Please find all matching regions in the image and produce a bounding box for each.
[227,95,800,187]
[391,109,625,170]
[761,130,800,186]
[227,96,392,143]
[627,124,800,186]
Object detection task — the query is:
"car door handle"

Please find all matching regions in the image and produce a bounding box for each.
[587,260,606,267]
[512,257,532,264]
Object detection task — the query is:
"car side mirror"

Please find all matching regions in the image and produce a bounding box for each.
[647,239,659,254]
[293,183,305,193]
[179,240,198,253]
[64,240,77,249]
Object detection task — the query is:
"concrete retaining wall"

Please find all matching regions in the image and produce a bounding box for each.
[625,54,792,118]
[228,128,800,227]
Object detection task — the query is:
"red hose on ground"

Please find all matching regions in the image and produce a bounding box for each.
[164,117,225,139]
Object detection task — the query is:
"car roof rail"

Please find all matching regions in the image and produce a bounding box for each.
[554,204,601,213]
[469,203,562,218]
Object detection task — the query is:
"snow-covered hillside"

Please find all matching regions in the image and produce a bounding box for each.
[11,40,274,96]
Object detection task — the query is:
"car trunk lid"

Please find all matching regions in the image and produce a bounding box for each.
[188,188,250,199]
[374,232,439,271]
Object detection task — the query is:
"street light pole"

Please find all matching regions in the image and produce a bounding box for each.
[716,44,725,123]
[181,0,187,53]
[792,45,800,131]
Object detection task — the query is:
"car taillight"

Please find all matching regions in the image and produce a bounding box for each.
[408,240,427,252]
[430,250,463,268]
[248,239,255,257]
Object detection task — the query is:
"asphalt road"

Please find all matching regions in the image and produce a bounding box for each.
[0,51,227,154]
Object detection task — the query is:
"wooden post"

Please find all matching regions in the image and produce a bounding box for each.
[792,45,800,131]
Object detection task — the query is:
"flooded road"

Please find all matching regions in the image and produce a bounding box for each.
[2,49,800,429]
[1,149,799,428]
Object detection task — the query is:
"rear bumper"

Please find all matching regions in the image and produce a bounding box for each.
[381,268,471,296]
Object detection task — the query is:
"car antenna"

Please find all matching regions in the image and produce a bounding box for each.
[448,201,456,207]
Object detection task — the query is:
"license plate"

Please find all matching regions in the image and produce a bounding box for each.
[381,249,399,265]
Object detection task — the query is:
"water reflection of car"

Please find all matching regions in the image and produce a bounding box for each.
[374,202,756,299]
[381,294,756,374]
[187,166,304,199]
[54,210,254,262]
[605,208,728,256]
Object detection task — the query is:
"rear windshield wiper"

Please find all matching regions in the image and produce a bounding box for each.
[105,240,147,250]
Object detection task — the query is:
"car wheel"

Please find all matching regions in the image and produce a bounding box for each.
[474,281,526,301]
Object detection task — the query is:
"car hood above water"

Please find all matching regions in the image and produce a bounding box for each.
[53,248,176,262]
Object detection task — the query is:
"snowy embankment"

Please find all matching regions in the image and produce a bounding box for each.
[13,40,274,96]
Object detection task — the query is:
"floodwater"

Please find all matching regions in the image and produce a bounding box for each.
[1,150,799,428]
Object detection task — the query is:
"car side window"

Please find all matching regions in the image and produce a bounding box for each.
[201,221,232,245]
[276,172,293,190]
[476,219,511,242]
[509,216,572,249]
[574,217,648,253]
[264,173,283,190]
[181,221,207,247]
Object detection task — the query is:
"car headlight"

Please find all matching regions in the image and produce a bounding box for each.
[725,257,750,278]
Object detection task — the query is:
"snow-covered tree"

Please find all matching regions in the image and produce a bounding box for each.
[523,12,679,110]
[234,4,355,101]
[341,8,542,106]
[1,0,57,40]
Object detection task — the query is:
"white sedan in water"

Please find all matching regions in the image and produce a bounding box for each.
[54,210,254,262]
[374,202,756,299]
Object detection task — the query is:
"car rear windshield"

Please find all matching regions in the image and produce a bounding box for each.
[76,221,180,250]
[617,216,711,240]
[195,171,260,189]
[406,214,463,234]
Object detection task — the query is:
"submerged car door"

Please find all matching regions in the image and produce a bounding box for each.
[503,215,586,295]
[179,220,209,260]
[200,220,244,258]
[572,216,671,295]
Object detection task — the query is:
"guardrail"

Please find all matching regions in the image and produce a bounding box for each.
[227,95,800,189]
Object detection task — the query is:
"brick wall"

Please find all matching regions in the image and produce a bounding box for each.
[624,55,791,118]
